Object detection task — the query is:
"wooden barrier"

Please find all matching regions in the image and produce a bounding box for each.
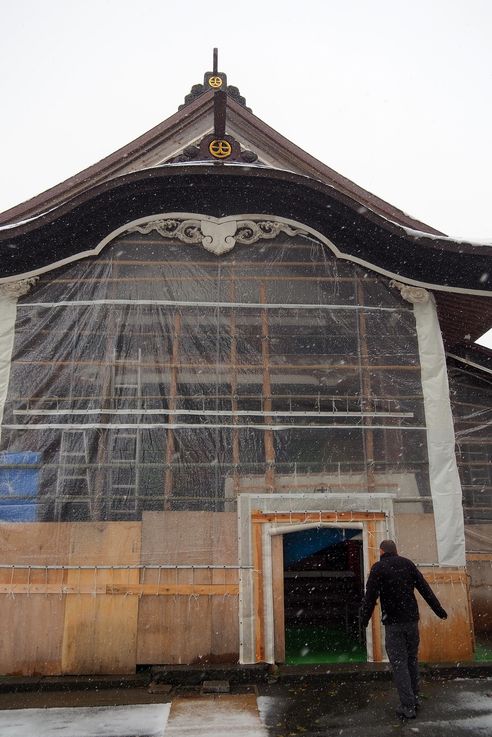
[0,517,476,674]
[418,568,474,662]
[0,516,240,675]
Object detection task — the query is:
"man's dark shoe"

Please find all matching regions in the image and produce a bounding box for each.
[396,707,416,720]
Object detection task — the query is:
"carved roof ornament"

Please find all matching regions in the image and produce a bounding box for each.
[389,280,430,304]
[169,50,258,165]
[129,218,307,256]
[179,48,251,112]
[0,277,38,301]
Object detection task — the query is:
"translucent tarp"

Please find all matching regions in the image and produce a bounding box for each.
[448,361,492,549]
[0,231,430,521]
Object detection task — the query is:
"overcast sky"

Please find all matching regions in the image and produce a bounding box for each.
[1,0,491,240]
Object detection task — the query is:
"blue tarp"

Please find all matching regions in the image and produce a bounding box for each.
[0,452,40,522]
[283,527,361,568]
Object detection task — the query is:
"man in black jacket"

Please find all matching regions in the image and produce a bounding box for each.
[360,539,447,720]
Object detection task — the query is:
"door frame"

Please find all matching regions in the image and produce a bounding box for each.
[271,521,365,664]
[238,493,395,664]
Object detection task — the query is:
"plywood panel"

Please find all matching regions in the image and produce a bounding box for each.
[395,513,438,564]
[467,558,492,633]
[61,522,141,674]
[0,522,70,567]
[418,568,474,662]
[0,522,70,675]
[140,511,237,564]
[211,566,239,662]
[137,512,239,665]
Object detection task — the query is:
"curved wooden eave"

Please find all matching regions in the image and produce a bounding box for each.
[0,165,490,295]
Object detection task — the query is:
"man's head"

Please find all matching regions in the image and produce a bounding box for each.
[379,539,398,556]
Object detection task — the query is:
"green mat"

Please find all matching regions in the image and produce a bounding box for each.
[475,635,492,662]
[285,625,367,664]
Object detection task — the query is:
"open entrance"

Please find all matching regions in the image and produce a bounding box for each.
[283,527,366,664]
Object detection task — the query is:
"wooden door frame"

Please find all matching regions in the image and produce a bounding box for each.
[238,494,394,664]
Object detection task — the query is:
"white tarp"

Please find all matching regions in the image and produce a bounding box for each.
[414,296,466,566]
[0,295,16,442]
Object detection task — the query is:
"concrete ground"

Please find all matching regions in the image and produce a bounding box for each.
[0,674,491,736]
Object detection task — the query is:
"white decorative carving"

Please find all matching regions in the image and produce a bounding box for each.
[201,220,237,255]
[389,280,430,304]
[0,277,39,300]
[235,220,305,245]
[129,218,307,255]
[131,219,203,244]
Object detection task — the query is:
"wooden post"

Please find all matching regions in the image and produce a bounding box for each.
[367,519,383,661]
[164,313,181,509]
[252,515,265,661]
[229,282,240,497]
[357,280,376,493]
[259,285,275,492]
[271,533,285,662]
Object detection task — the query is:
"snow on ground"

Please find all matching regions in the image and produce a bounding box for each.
[0,703,171,737]
[0,696,268,737]
[165,694,268,736]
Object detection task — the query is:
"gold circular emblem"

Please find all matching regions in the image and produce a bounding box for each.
[209,139,232,158]
[208,76,223,89]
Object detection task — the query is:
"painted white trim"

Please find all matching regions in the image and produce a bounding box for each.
[14,408,414,419]
[0,298,16,442]
[1,212,491,297]
[268,521,364,536]
[4,423,428,432]
[414,297,466,567]
[16,300,408,312]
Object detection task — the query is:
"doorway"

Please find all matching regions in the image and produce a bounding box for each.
[283,527,366,664]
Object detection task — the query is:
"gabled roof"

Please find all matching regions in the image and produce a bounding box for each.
[1,68,491,374]
[0,89,442,234]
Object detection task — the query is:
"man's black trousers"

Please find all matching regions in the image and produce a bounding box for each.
[384,621,420,710]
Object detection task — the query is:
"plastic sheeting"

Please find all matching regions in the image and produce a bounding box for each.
[0,229,432,522]
[448,360,492,551]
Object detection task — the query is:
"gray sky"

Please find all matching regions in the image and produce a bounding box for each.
[1,0,491,240]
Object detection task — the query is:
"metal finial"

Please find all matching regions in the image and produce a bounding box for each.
[213,48,218,75]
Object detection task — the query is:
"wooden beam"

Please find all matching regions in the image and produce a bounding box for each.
[271,535,285,663]
[357,280,376,493]
[260,284,275,492]
[252,511,386,524]
[107,583,238,596]
[164,312,181,509]
[229,283,240,497]
[0,583,239,596]
[252,517,265,661]
[367,519,383,662]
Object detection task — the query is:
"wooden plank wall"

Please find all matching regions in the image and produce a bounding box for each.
[61,522,141,674]
[418,568,474,662]
[0,513,239,675]
[136,512,239,664]
[0,523,69,675]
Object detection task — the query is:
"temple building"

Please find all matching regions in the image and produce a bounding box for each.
[0,56,491,674]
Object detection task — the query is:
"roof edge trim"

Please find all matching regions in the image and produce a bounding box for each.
[2,212,491,298]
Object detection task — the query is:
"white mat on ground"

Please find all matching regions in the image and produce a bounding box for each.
[165,694,268,736]
[0,703,171,737]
